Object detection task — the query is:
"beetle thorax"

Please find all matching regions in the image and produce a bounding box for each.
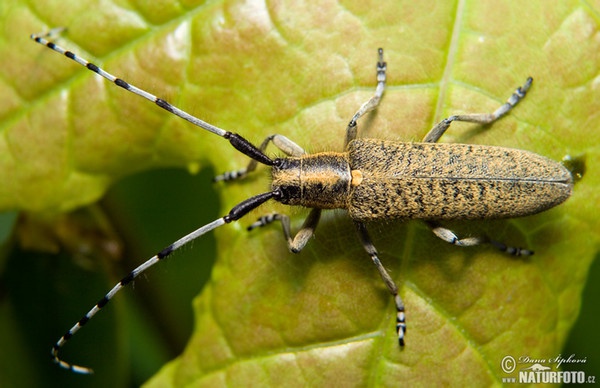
[271,152,352,209]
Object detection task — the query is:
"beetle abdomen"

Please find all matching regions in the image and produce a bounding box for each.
[347,139,572,221]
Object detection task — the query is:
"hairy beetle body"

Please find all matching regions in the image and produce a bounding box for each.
[346,139,572,221]
[271,139,573,222]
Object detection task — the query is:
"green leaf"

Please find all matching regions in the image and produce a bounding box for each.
[1,0,599,386]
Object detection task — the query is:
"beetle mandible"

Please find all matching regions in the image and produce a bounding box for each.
[32,29,573,374]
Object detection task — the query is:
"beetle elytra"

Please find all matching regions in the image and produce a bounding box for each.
[31,29,572,374]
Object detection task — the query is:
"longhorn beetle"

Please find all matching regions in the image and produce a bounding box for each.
[32,28,573,374]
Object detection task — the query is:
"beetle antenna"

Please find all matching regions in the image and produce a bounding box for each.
[51,190,278,374]
[30,29,273,166]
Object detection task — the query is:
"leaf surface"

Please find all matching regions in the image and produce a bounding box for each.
[1,0,599,386]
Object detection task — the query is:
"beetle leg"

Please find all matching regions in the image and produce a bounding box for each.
[247,208,321,253]
[423,77,533,143]
[354,221,406,347]
[344,48,387,149]
[425,221,534,256]
[214,134,305,182]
